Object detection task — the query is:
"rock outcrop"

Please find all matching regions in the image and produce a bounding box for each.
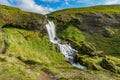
[0,5,47,31]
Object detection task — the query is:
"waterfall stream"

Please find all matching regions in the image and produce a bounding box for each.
[46,20,86,69]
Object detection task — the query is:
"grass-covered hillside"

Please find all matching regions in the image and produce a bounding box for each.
[0,5,46,30]
[0,4,120,80]
[48,5,120,79]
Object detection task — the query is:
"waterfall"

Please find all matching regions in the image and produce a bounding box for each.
[46,20,86,69]
[46,21,58,44]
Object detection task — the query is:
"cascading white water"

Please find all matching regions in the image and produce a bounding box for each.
[46,20,86,69]
[46,21,58,44]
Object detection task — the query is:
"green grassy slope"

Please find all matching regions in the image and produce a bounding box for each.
[0,5,120,80]
[0,28,66,80]
[0,5,46,30]
[1,27,112,80]
[50,5,120,16]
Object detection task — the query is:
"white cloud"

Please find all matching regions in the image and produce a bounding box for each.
[41,0,59,2]
[77,0,93,5]
[0,0,10,5]
[12,0,54,14]
[77,0,91,3]
[105,0,119,5]
[0,0,55,14]
[65,0,69,5]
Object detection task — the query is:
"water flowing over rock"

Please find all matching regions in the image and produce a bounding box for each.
[46,20,86,69]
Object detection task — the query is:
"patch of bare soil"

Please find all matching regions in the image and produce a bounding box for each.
[39,72,56,80]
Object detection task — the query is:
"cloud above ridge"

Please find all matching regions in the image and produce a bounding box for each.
[105,0,119,5]
[0,0,55,14]
[0,0,120,14]
[41,0,59,2]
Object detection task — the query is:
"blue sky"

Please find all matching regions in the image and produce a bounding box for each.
[0,0,120,14]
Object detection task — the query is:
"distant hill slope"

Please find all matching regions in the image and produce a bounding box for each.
[49,5,120,31]
[51,5,120,14]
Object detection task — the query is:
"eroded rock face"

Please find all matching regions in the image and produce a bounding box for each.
[100,58,117,73]
[49,12,120,34]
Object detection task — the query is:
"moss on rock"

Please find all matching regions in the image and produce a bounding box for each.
[74,54,102,70]
[100,58,117,73]
[74,54,84,64]
[80,42,97,56]
[103,27,115,37]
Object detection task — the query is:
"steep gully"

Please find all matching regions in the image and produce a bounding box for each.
[46,20,86,69]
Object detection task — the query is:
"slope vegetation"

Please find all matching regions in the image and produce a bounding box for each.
[0,4,120,80]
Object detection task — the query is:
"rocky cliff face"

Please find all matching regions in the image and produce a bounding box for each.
[49,5,120,33]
